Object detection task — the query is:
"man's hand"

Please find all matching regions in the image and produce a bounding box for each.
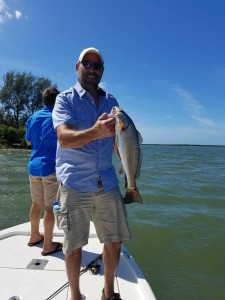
[94,113,115,138]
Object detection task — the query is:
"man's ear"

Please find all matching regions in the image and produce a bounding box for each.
[75,62,79,74]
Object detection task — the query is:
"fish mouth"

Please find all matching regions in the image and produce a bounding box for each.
[111,106,127,131]
[111,106,121,115]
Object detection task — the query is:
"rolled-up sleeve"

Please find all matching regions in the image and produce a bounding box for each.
[53,92,75,129]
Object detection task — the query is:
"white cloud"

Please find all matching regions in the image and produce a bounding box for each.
[169,83,214,127]
[15,10,22,19]
[99,81,108,90]
[0,0,22,24]
[0,0,5,10]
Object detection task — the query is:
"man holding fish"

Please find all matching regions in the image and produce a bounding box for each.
[53,47,142,300]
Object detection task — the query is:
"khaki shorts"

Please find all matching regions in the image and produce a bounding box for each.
[56,182,131,255]
[29,173,59,207]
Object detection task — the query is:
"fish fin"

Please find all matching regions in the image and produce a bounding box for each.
[135,150,142,179]
[124,187,143,204]
[114,142,124,174]
[114,137,120,158]
[119,164,125,174]
[137,130,143,144]
[117,119,126,131]
[124,175,128,188]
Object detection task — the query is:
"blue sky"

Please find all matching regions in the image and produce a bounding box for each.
[0,0,225,145]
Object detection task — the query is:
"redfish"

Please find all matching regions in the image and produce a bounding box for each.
[111,106,143,204]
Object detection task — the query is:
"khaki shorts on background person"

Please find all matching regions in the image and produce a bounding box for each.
[29,173,59,207]
[56,182,131,256]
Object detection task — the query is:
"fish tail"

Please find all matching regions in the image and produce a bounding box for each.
[124,187,143,204]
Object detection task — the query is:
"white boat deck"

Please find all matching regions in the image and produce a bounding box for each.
[0,221,156,300]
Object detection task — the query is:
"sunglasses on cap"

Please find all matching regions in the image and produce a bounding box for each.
[80,60,103,70]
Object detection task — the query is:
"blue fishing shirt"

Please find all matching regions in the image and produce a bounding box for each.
[25,106,57,176]
[52,82,119,192]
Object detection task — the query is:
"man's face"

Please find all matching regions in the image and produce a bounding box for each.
[76,53,104,90]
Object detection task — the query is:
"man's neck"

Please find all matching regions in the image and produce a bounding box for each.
[87,87,100,108]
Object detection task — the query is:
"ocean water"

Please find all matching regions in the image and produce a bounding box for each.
[0,145,225,300]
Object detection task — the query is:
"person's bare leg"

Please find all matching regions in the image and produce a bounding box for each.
[42,206,59,253]
[28,202,43,244]
[103,242,121,298]
[65,247,82,300]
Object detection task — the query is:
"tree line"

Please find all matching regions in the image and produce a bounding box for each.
[0,70,57,148]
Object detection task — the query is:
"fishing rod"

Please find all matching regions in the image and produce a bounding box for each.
[45,253,102,300]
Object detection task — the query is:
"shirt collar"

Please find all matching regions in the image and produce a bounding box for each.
[75,81,106,97]
[44,105,54,111]
[75,81,86,97]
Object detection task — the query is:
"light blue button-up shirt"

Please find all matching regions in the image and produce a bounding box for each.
[52,82,119,192]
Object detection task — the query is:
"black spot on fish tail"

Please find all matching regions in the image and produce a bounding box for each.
[123,187,143,204]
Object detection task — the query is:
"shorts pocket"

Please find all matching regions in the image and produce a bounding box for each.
[54,209,68,232]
